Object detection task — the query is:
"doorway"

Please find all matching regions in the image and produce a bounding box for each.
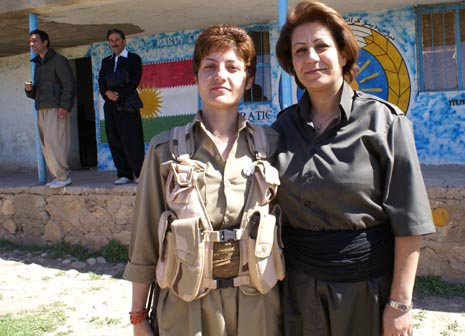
[75,57,97,168]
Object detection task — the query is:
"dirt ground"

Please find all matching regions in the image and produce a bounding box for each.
[1,247,465,336]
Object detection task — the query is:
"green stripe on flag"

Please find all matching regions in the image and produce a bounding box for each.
[99,114,196,144]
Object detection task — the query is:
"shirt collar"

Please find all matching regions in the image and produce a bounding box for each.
[112,48,128,59]
[194,112,249,134]
[297,80,355,122]
[340,81,355,120]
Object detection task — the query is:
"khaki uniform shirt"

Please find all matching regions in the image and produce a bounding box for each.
[124,114,282,336]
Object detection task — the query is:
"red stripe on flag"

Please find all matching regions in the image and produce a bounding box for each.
[140,59,195,88]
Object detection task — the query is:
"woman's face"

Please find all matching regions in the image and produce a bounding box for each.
[291,21,346,93]
[197,48,252,112]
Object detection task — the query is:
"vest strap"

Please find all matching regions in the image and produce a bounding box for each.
[169,120,196,161]
[202,275,251,289]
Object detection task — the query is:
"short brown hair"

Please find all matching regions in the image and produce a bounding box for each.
[192,24,256,81]
[276,0,359,88]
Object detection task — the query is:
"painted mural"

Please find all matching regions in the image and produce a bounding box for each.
[92,30,202,170]
[349,20,411,112]
[346,8,464,164]
[90,7,464,170]
[91,24,280,171]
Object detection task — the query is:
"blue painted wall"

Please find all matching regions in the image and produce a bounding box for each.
[88,7,464,170]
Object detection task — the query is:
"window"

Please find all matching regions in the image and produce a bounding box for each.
[244,30,271,102]
[417,4,465,91]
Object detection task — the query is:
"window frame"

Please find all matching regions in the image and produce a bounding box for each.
[243,24,272,103]
[417,4,465,92]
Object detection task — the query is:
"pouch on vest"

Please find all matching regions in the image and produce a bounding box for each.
[170,216,206,302]
[253,161,280,205]
[247,210,284,294]
[165,162,205,220]
[156,211,177,289]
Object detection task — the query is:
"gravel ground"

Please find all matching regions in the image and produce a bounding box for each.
[1,248,464,336]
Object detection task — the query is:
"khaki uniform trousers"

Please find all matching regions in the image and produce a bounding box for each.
[38,108,70,180]
[157,285,282,336]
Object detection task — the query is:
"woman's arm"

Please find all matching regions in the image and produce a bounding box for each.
[131,282,154,336]
[382,235,421,336]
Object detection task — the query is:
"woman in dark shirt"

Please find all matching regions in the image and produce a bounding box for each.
[272,1,436,335]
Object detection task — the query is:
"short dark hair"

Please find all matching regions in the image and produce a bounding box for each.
[106,28,126,40]
[192,24,256,81]
[29,29,51,48]
[276,0,359,87]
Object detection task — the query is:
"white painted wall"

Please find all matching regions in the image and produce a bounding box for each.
[0,46,86,173]
[0,53,37,172]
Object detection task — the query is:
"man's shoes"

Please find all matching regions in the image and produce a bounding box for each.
[47,177,72,188]
[114,177,132,185]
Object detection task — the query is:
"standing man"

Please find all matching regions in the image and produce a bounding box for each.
[98,28,145,185]
[25,29,76,188]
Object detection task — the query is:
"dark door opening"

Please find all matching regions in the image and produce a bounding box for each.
[75,57,97,168]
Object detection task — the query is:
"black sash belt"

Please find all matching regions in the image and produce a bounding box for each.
[283,224,394,282]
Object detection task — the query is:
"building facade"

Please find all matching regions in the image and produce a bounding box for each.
[1,2,464,172]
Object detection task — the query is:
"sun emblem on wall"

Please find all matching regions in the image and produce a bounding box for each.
[138,86,163,119]
[349,24,411,113]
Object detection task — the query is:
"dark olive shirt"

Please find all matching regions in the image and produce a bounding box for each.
[272,81,435,237]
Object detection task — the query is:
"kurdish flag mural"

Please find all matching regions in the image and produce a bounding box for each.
[98,58,198,144]
[138,59,198,136]
[95,29,201,170]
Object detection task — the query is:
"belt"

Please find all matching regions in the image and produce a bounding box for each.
[283,224,394,282]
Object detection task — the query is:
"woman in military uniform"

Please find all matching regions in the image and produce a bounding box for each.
[124,24,283,336]
[272,1,436,336]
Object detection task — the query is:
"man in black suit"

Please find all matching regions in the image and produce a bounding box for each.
[98,28,145,184]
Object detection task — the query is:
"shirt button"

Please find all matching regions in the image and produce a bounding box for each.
[215,155,221,161]
[304,200,312,207]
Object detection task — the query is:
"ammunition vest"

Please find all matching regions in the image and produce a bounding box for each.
[155,120,285,302]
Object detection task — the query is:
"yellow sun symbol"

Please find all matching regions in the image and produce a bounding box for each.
[138,86,163,119]
[351,60,382,93]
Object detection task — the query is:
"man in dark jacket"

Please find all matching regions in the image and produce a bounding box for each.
[25,30,76,188]
[98,28,145,185]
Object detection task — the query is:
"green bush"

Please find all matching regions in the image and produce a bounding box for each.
[415,276,465,298]
[0,239,128,263]
[101,239,128,263]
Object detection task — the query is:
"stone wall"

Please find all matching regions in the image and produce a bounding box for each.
[0,184,464,282]
[0,185,135,251]
[417,186,465,283]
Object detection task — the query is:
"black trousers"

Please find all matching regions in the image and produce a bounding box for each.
[283,267,392,336]
[104,102,145,179]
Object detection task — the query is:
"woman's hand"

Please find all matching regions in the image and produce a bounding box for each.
[382,305,413,336]
[133,319,154,336]
[384,235,420,336]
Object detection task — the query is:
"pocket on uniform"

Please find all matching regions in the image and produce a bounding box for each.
[247,212,280,294]
[156,211,177,289]
[172,217,201,266]
[170,217,205,302]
